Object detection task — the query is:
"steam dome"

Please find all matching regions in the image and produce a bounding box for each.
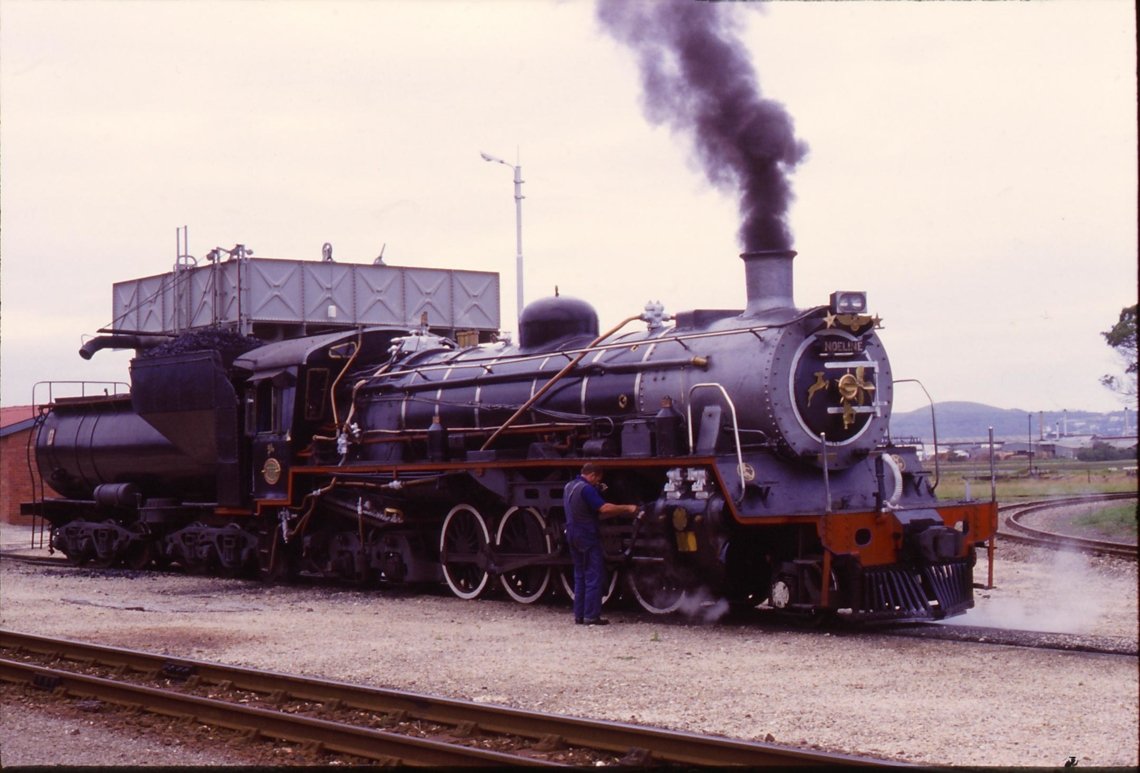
[518,295,598,350]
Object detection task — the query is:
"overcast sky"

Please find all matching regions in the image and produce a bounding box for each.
[1,0,1135,415]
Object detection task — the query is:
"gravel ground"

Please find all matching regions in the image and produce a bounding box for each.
[1,522,1136,768]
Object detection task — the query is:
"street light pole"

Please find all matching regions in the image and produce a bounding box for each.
[480,151,524,323]
[1027,412,1034,476]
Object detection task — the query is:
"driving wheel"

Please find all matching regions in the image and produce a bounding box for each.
[496,507,552,604]
[440,504,492,600]
[558,564,619,606]
[627,563,688,615]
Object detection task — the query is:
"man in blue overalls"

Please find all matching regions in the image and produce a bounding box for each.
[563,463,639,625]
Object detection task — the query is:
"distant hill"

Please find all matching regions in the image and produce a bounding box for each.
[888,401,1135,443]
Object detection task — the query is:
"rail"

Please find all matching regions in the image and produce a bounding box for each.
[998,494,1137,560]
[0,658,530,766]
[0,630,899,767]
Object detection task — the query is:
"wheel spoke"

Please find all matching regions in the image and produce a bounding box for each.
[558,565,619,607]
[496,507,552,604]
[440,505,491,600]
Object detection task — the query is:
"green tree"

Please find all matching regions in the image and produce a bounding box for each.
[1100,304,1138,399]
[1076,440,1136,462]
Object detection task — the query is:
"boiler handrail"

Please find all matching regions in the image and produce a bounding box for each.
[892,378,941,491]
[685,382,746,500]
[479,315,642,451]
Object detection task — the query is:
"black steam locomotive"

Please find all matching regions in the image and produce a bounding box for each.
[24,248,996,622]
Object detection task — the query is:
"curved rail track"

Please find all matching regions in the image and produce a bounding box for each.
[0,630,899,767]
[997,493,1137,560]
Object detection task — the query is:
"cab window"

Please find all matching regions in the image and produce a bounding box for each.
[304,368,330,422]
[254,379,278,434]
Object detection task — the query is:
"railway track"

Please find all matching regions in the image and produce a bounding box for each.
[0,552,68,567]
[0,629,898,767]
[997,493,1137,560]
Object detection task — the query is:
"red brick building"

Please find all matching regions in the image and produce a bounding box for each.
[1,405,52,524]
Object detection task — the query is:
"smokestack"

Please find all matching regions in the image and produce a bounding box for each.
[741,249,796,315]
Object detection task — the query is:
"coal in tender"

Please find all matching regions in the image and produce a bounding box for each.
[141,328,264,364]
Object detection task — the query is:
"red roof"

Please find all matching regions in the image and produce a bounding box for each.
[0,405,37,430]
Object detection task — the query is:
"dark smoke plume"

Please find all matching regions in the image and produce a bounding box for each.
[596,0,807,251]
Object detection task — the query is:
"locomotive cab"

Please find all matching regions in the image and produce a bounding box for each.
[234,328,406,500]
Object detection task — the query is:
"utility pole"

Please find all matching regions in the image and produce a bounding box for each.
[480,151,524,324]
[1027,412,1034,476]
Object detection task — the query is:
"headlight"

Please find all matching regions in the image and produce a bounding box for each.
[830,291,867,314]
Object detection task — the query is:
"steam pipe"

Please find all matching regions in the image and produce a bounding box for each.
[479,314,641,451]
[366,355,710,396]
[820,432,831,514]
[79,335,169,360]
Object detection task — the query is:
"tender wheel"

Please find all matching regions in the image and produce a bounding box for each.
[558,565,619,607]
[63,544,93,566]
[124,529,156,571]
[627,564,687,615]
[211,524,253,578]
[54,524,93,566]
[496,507,552,604]
[170,522,209,573]
[124,542,154,570]
[90,520,125,568]
[65,551,92,570]
[440,504,492,600]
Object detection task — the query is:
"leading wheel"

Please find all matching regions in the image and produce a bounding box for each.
[627,564,687,615]
[440,504,492,600]
[496,507,552,604]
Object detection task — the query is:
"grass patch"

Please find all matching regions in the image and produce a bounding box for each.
[1073,503,1138,540]
[933,460,1137,501]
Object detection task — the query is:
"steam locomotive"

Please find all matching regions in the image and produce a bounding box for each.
[24,247,997,622]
